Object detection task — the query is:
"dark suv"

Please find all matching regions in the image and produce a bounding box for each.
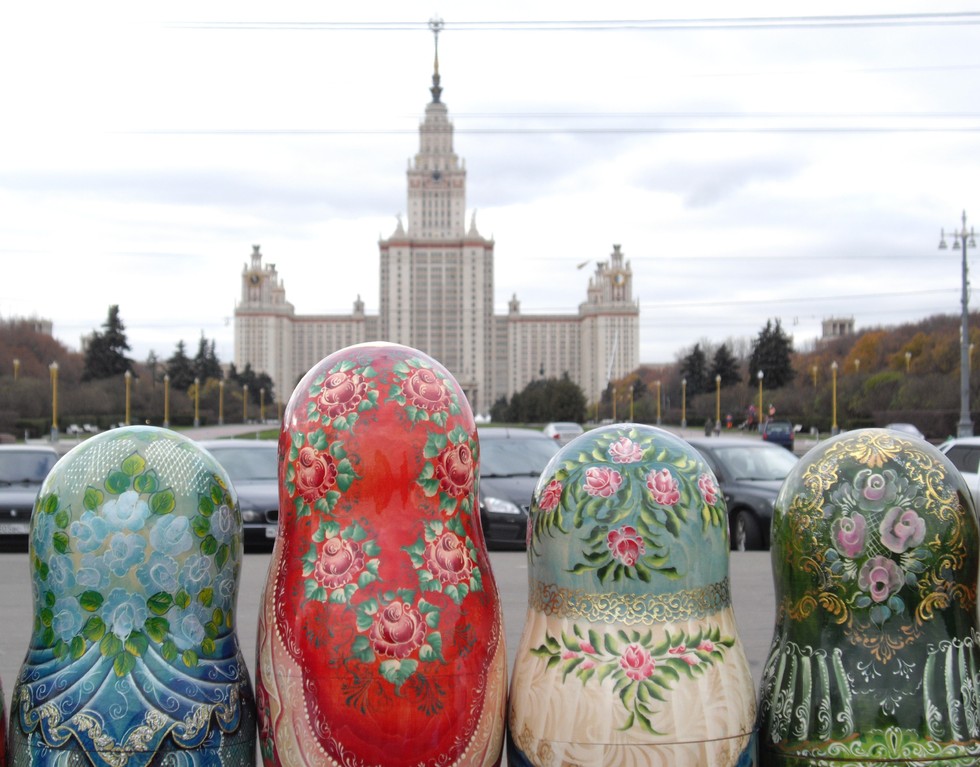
[0,445,59,548]
[761,420,795,452]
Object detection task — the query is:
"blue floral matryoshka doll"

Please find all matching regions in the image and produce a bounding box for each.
[757,428,980,765]
[508,424,756,767]
[9,426,256,766]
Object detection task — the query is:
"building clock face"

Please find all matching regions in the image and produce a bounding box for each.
[248,271,261,285]
[612,270,626,286]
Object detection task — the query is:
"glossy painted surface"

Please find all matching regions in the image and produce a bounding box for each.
[508,424,756,766]
[758,429,980,765]
[9,426,255,767]
[256,342,505,767]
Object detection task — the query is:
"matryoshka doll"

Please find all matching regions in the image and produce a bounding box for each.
[757,428,980,765]
[256,342,506,767]
[508,424,756,766]
[9,426,256,766]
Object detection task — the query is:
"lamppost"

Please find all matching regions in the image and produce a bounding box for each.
[612,385,617,421]
[49,361,59,441]
[13,358,19,380]
[756,370,764,431]
[243,384,249,423]
[905,351,911,373]
[218,379,225,425]
[940,210,976,436]
[831,361,839,435]
[655,381,661,425]
[715,374,722,430]
[260,387,266,423]
[163,374,170,428]
[811,365,817,387]
[125,370,132,425]
[681,378,687,428]
[628,384,634,421]
[193,377,200,428]
[854,359,861,375]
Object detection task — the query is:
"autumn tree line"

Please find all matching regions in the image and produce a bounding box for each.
[2,307,979,440]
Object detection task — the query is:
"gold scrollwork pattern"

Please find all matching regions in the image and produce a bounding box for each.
[529,578,730,625]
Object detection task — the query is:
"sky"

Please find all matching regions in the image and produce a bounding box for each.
[2,2,979,367]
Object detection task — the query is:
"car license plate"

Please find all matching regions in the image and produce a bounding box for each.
[265,526,278,539]
[0,523,30,535]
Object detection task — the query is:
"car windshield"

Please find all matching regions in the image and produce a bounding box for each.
[206,446,278,481]
[0,452,57,484]
[714,446,797,481]
[480,436,558,477]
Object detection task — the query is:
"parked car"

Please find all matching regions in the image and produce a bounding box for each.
[0,445,59,548]
[761,420,795,452]
[886,422,925,440]
[199,439,279,550]
[542,422,585,446]
[478,427,560,548]
[938,436,980,509]
[688,437,799,551]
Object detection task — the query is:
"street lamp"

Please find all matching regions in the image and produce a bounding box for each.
[125,370,132,425]
[756,370,764,431]
[681,378,687,428]
[655,381,661,425]
[811,365,817,387]
[13,358,19,380]
[260,387,266,423]
[715,374,722,429]
[905,351,911,373]
[163,374,170,428]
[218,379,225,425]
[612,385,617,421]
[49,361,59,441]
[193,377,200,428]
[831,361,839,435]
[854,359,861,375]
[628,384,634,421]
[243,384,249,423]
[940,210,976,436]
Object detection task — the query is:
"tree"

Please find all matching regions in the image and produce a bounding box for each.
[167,341,195,390]
[501,376,586,423]
[680,344,710,395]
[747,319,795,388]
[711,344,741,387]
[193,335,223,383]
[82,305,132,381]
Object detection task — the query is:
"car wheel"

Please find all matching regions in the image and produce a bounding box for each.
[733,510,762,552]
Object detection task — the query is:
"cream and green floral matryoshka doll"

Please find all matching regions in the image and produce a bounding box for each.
[508,424,756,767]
[9,426,256,767]
[757,428,980,766]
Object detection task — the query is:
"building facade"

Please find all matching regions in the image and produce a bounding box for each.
[235,44,639,414]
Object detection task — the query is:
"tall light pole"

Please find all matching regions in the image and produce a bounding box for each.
[940,210,976,436]
[260,387,266,423]
[243,384,249,423]
[831,361,839,435]
[905,351,911,373]
[193,377,200,428]
[13,358,19,380]
[715,374,722,429]
[655,381,661,425]
[124,370,132,425]
[811,365,817,387]
[681,378,687,428]
[163,374,170,428]
[49,361,59,441]
[757,370,764,431]
[218,379,225,425]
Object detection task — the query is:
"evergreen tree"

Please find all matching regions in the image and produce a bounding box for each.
[680,344,710,395]
[747,319,795,388]
[167,340,196,390]
[82,305,132,381]
[193,334,223,382]
[711,343,741,387]
[500,376,586,423]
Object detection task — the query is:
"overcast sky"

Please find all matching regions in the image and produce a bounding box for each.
[2,2,979,367]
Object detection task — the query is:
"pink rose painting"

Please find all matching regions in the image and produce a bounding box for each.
[619,644,656,681]
[697,473,719,505]
[434,442,475,499]
[879,506,926,554]
[538,480,563,512]
[608,437,644,464]
[857,556,904,603]
[646,468,680,506]
[423,532,473,586]
[294,446,339,504]
[368,600,428,659]
[313,537,365,589]
[584,466,623,498]
[317,370,371,420]
[607,526,646,567]
[832,514,867,558]
[402,367,452,413]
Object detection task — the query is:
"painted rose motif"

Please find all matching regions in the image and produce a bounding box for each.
[698,473,719,505]
[424,532,473,586]
[832,513,867,558]
[584,466,623,498]
[294,445,339,504]
[879,506,926,554]
[402,367,451,413]
[434,442,474,499]
[853,468,902,512]
[606,526,646,567]
[858,555,904,603]
[314,537,365,589]
[317,369,371,420]
[101,490,151,532]
[369,601,428,659]
[102,589,149,640]
[538,480,563,512]
[608,437,644,464]
[620,644,656,681]
[646,468,680,506]
[149,514,194,556]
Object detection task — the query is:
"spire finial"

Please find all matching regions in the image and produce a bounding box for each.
[428,16,444,103]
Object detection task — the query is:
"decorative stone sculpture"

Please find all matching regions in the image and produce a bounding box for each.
[508,424,756,766]
[9,426,256,766]
[757,428,980,765]
[256,342,506,766]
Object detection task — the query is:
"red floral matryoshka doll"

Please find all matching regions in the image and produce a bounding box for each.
[256,342,506,767]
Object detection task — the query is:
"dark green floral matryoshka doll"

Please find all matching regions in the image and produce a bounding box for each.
[757,428,980,766]
[9,426,256,767]
[508,424,756,767]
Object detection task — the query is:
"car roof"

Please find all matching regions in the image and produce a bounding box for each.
[478,427,553,440]
[941,436,980,447]
[687,436,781,448]
[197,439,277,449]
[0,444,58,454]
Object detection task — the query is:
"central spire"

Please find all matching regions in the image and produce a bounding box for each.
[429,16,444,103]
